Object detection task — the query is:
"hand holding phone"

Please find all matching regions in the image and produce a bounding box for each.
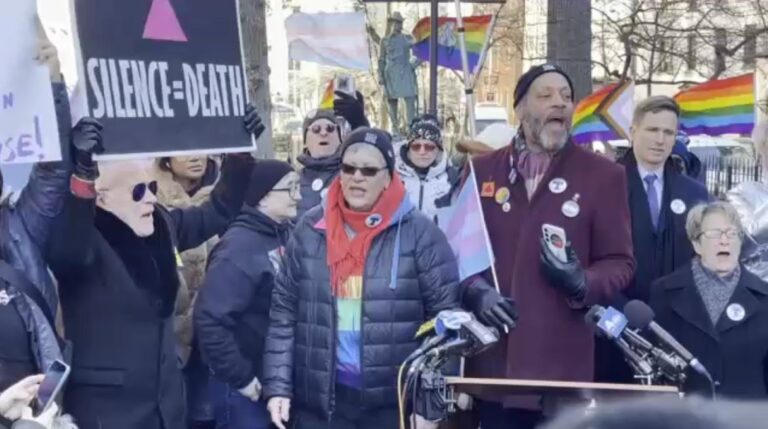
[33,360,70,417]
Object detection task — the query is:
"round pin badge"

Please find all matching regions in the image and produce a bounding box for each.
[670,199,687,215]
[562,200,580,218]
[726,303,746,322]
[502,202,511,213]
[311,179,324,192]
[320,188,329,200]
[549,178,568,194]
[495,187,511,205]
[365,214,383,228]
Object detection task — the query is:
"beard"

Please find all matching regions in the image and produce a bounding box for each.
[522,113,570,153]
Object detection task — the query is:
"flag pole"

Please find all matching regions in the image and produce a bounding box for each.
[454,0,476,137]
[467,159,507,339]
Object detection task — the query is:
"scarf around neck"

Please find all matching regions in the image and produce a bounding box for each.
[324,173,406,295]
[691,257,741,325]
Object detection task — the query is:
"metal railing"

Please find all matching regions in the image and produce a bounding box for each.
[700,155,764,197]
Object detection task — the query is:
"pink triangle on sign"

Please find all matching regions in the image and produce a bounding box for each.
[143,0,188,42]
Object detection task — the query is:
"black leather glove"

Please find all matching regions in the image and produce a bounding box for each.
[210,154,255,219]
[244,103,266,140]
[334,91,369,130]
[540,238,587,302]
[71,118,104,181]
[462,275,517,332]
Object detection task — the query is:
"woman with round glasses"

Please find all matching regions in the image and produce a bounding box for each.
[395,115,459,221]
[195,160,300,429]
[649,201,768,398]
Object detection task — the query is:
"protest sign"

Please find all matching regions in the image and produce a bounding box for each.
[73,0,254,158]
[0,1,62,164]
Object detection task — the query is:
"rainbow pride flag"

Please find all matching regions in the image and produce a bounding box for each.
[320,79,334,109]
[571,82,631,145]
[674,74,755,136]
[412,15,493,72]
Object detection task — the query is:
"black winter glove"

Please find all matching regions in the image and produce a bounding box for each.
[71,118,104,181]
[244,103,266,140]
[333,91,369,130]
[210,154,255,219]
[462,275,517,332]
[540,238,587,302]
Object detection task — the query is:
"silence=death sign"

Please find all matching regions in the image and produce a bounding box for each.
[74,0,254,158]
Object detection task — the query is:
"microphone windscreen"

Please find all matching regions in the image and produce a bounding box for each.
[624,300,655,329]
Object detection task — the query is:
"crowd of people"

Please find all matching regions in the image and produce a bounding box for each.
[2,21,768,429]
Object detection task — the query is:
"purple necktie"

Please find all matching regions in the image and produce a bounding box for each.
[644,174,660,230]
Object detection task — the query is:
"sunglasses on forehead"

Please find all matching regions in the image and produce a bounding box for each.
[311,124,338,134]
[340,163,385,177]
[132,181,158,202]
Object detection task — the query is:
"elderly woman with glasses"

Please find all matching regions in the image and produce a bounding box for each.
[394,115,459,222]
[649,201,768,399]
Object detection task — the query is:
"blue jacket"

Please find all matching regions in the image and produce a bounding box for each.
[1,83,72,379]
[262,195,460,417]
[195,208,290,389]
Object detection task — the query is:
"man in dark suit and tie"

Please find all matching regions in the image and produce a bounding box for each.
[596,95,711,383]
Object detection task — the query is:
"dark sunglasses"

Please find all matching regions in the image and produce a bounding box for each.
[132,181,158,202]
[341,163,385,177]
[311,124,337,134]
[410,142,437,153]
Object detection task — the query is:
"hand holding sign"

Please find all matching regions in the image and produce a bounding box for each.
[35,17,61,83]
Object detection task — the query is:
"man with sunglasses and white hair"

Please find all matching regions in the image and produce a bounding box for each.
[395,114,459,222]
[263,127,459,429]
[43,110,264,429]
[296,92,369,219]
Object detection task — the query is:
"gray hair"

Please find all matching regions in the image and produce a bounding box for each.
[685,201,744,242]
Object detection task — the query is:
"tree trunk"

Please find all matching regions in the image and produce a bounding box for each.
[240,0,274,158]
[546,0,592,102]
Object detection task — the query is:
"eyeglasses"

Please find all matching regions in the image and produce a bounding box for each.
[341,163,386,177]
[132,181,158,202]
[272,183,301,198]
[410,142,437,153]
[699,229,742,240]
[311,124,337,135]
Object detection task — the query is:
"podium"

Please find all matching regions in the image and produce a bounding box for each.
[440,377,680,429]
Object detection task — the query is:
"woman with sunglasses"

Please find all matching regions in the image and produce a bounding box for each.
[649,201,768,398]
[195,160,299,429]
[395,116,459,222]
[43,107,264,429]
[263,127,459,429]
[154,155,221,429]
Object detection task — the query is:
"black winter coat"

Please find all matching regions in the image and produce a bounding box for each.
[262,202,460,418]
[45,157,252,429]
[195,209,290,389]
[296,153,340,218]
[650,264,768,398]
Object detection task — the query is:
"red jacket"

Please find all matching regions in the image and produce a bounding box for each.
[465,142,634,407]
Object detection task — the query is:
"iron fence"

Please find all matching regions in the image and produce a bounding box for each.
[700,155,764,198]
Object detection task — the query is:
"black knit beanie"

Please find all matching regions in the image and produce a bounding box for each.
[513,63,574,107]
[303,109,340,143]
[244,159,295,207]
[340,127,396,174]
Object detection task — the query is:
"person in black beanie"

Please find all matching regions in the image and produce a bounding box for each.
[194,160,299,429]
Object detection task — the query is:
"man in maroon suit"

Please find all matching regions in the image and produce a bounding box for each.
[461,64,635,429]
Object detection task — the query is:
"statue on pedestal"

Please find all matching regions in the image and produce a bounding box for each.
[379,12,419,132]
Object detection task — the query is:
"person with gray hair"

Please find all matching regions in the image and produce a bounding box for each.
[727,120,768,283]
[648,201,768,398]
[542,397,768,429]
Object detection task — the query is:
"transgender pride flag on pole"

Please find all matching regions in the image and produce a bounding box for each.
[437,161,495,282]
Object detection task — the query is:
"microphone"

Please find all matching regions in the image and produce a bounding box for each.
[585,306,654,376]
[405,310,476,362]
[624,300,712,379]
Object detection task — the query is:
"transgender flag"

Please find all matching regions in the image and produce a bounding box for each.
[437,164,494,281]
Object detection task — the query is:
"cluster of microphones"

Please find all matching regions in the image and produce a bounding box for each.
[586,300,715,395]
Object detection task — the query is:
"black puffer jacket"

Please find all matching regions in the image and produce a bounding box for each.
[296,153,340,218]
[262,199,460,417]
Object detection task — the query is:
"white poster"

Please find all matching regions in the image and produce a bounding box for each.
[0,0,61,164]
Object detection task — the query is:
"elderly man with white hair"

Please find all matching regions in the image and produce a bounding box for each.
[727,121,768,282]
[43,110,264,429]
